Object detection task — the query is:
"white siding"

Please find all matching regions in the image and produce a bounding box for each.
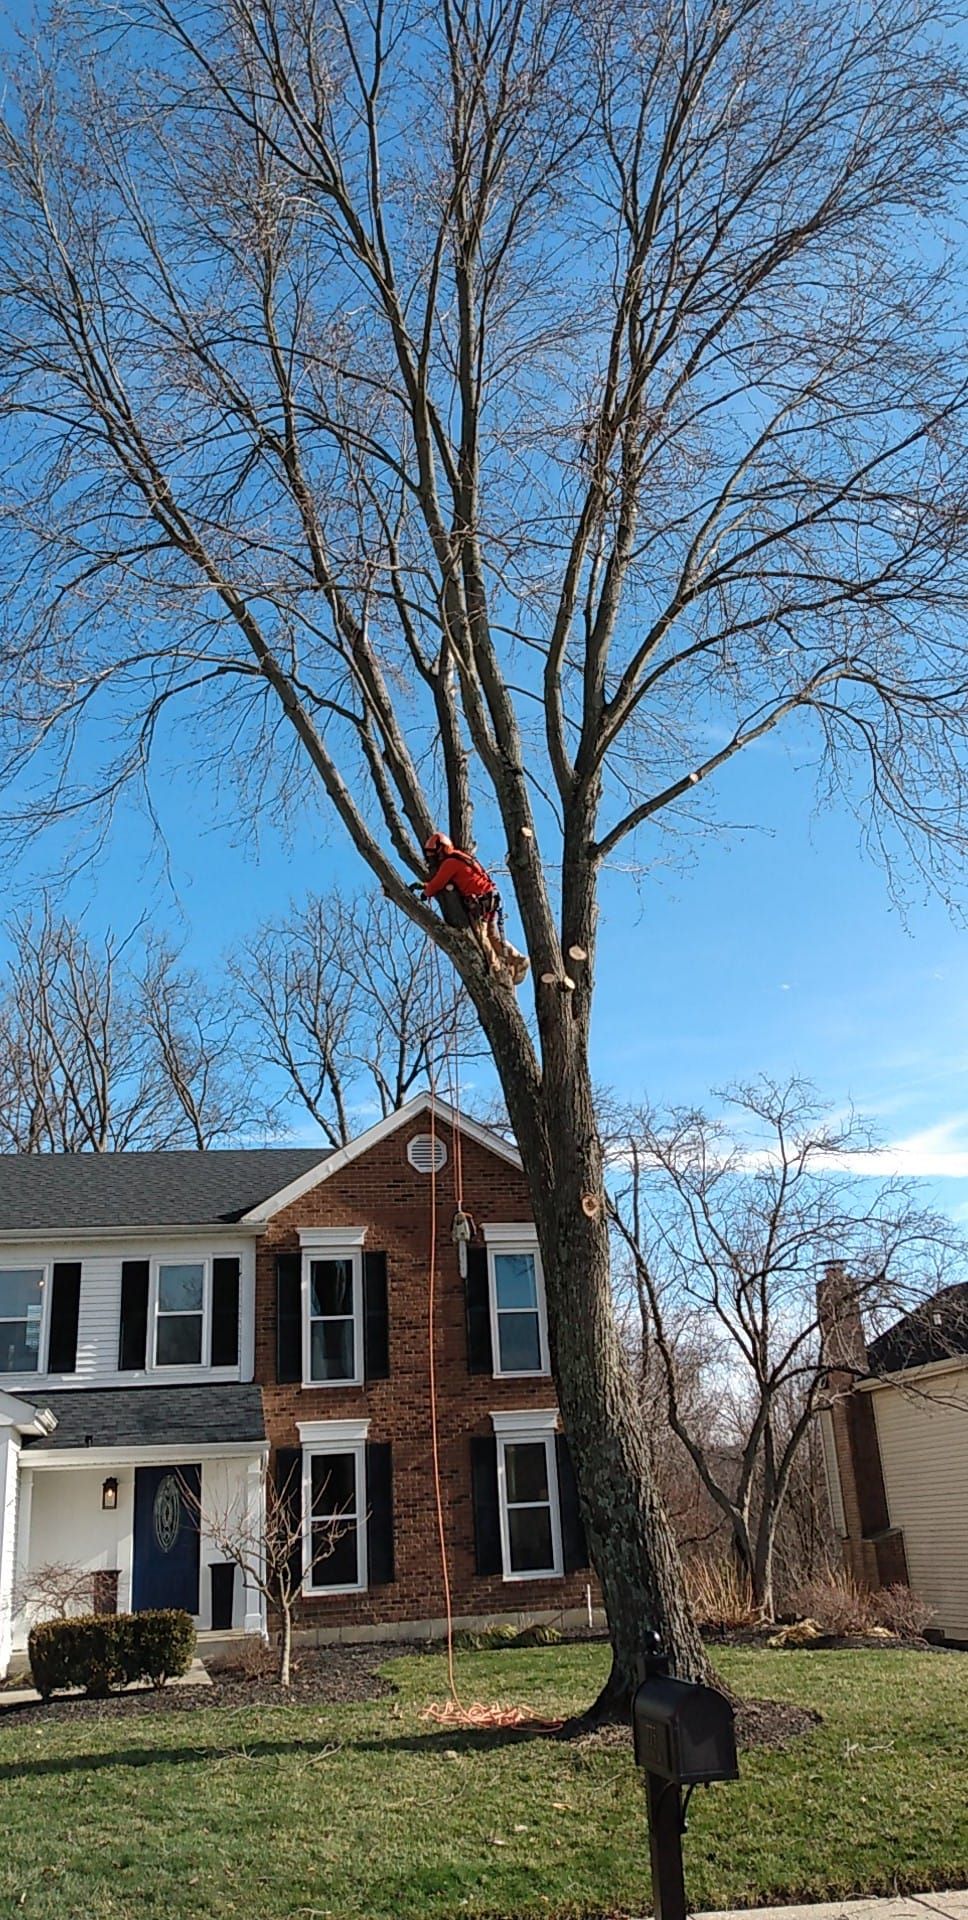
[873,1366,968,1640]
[0,1235,257,1390]
[75,1255,123,1380]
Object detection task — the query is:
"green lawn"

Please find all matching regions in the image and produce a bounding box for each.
[1,1646,966,1920]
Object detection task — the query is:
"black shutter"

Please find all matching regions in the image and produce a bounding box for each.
[470,1434,502,1576]
[366,1441,395,1584]
[274,1446,303,1598]
[276,1251,302,1383]
[363,1252,390,1381]
[211,1257,241,1368]
[556,1433,590,1571]
[118,1260,149,1372]
[47,1262,82,1374]
[465,1247,493,1374]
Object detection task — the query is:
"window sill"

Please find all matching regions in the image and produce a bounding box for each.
[502,1568,563,1583]
[303,1582,368,1598]
[492,1368,552,1381]
[300,1377,365,1391]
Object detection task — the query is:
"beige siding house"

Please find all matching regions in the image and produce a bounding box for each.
[821,1276,968,1644]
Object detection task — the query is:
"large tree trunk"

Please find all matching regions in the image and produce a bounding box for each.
[496,1032,711,1719]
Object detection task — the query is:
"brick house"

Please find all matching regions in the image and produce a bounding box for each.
[819,1268,968,1644]
[0,1095,593,1672]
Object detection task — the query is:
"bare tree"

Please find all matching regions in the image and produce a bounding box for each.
[182,1463,353,1687]
[612,1079,962,1615]
[233,891,484,1144]
[138,934,264,1148]
[1,0,968,1705]
[0,905,262,1150]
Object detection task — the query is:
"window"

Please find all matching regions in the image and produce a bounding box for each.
[484,1228,549,1377]
[0,1268,45,1375]
[494,1416,562,1580]
[300,1229,365,1386]
[155,1262,205,1366]
[300,1422,368,1593]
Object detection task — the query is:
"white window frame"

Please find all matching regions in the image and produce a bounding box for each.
[0,1263,49,1380]
[150,1256,210,1370]
[299,1418,370,1595]
[299,1228,366,1390]
[483,1225,550,1379]
[492,1409,563,1582]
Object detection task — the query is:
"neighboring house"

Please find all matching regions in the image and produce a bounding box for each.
[819,1272,968,1644]
[0,1097,592,1673]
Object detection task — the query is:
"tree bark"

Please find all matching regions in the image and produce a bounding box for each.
[279,1605,292,1688]
[495,1031,711,1719]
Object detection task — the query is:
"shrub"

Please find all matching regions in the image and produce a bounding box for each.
[686,1559,759,1631]
[206,1637,275,1682]
[28,1609,196,1700]
[788,1571,874,1637]
[511,1622,562,1647]
[132,1610,196,1687]
[870,1584,935,1639]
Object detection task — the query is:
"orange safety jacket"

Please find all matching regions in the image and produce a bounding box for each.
[423,850,495,902]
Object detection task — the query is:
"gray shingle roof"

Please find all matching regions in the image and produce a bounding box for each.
[0,1148,331,1232]
[15,1384,266,1450]
[867,1283,968,1375]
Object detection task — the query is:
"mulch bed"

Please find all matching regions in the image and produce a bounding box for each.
[569,1696,818,1755]
[0,1646,397,1726]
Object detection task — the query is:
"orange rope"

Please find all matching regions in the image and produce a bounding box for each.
[421,938,560,1735]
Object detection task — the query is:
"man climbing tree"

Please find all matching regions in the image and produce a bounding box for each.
[1,0,968,1713]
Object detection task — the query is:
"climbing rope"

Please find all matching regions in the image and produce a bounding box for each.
[420,939,561,1735]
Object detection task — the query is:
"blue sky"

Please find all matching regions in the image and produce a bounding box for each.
[11,699,968,1224]
[0,4,965,1224]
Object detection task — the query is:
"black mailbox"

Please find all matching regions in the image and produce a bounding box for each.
[632,1675,738,1786]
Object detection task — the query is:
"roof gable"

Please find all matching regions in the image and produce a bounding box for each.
[240,1093,522,1223]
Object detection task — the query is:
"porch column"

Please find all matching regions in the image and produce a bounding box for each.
[243,1456,267,1638]
[0,1430,20,1677]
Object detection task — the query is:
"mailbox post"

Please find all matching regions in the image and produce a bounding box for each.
[632,1638,738,1920]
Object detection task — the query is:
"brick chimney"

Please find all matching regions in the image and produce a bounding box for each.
[816,1262,908,1592]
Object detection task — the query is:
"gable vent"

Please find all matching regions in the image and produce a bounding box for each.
[407,1133,448,1174]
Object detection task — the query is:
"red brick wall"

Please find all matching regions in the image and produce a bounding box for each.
[257,1114,595,1630]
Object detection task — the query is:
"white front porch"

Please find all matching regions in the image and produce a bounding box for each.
[0,1428,268,1674]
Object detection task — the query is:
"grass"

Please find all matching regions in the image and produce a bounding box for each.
[0,1645,966,1920]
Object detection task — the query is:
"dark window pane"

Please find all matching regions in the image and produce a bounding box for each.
[156,1313,203,1365]
[310,1318,355,1381]
[311,1452,357,1513]
[310,1259,354,1316]
[508,1506,554,1573]
[0,1271,43,1318]
[311,1520,359,1588]
[493,1252,538,1310]
[158,1264,204,1313]
[0,1322,40,1373]
[497,1311,542,1373]
[505,1441,550,1505]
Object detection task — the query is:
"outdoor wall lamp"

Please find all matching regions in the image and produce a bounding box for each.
[101,1477,118,1512]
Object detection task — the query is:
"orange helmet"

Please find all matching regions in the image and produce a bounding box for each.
[424,830,453,858]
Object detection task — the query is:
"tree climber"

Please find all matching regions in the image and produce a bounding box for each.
[413,833,530,987]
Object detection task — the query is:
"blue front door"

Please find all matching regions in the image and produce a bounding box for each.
[132,1465,201,1615]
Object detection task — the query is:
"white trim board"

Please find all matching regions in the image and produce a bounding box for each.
[240,1093,522,1224]
[23,1442,269,1471]
[0,1390,56,1437]
[491,1408,559,1434]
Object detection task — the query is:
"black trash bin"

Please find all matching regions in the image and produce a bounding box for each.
[209,1561,237,1631]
